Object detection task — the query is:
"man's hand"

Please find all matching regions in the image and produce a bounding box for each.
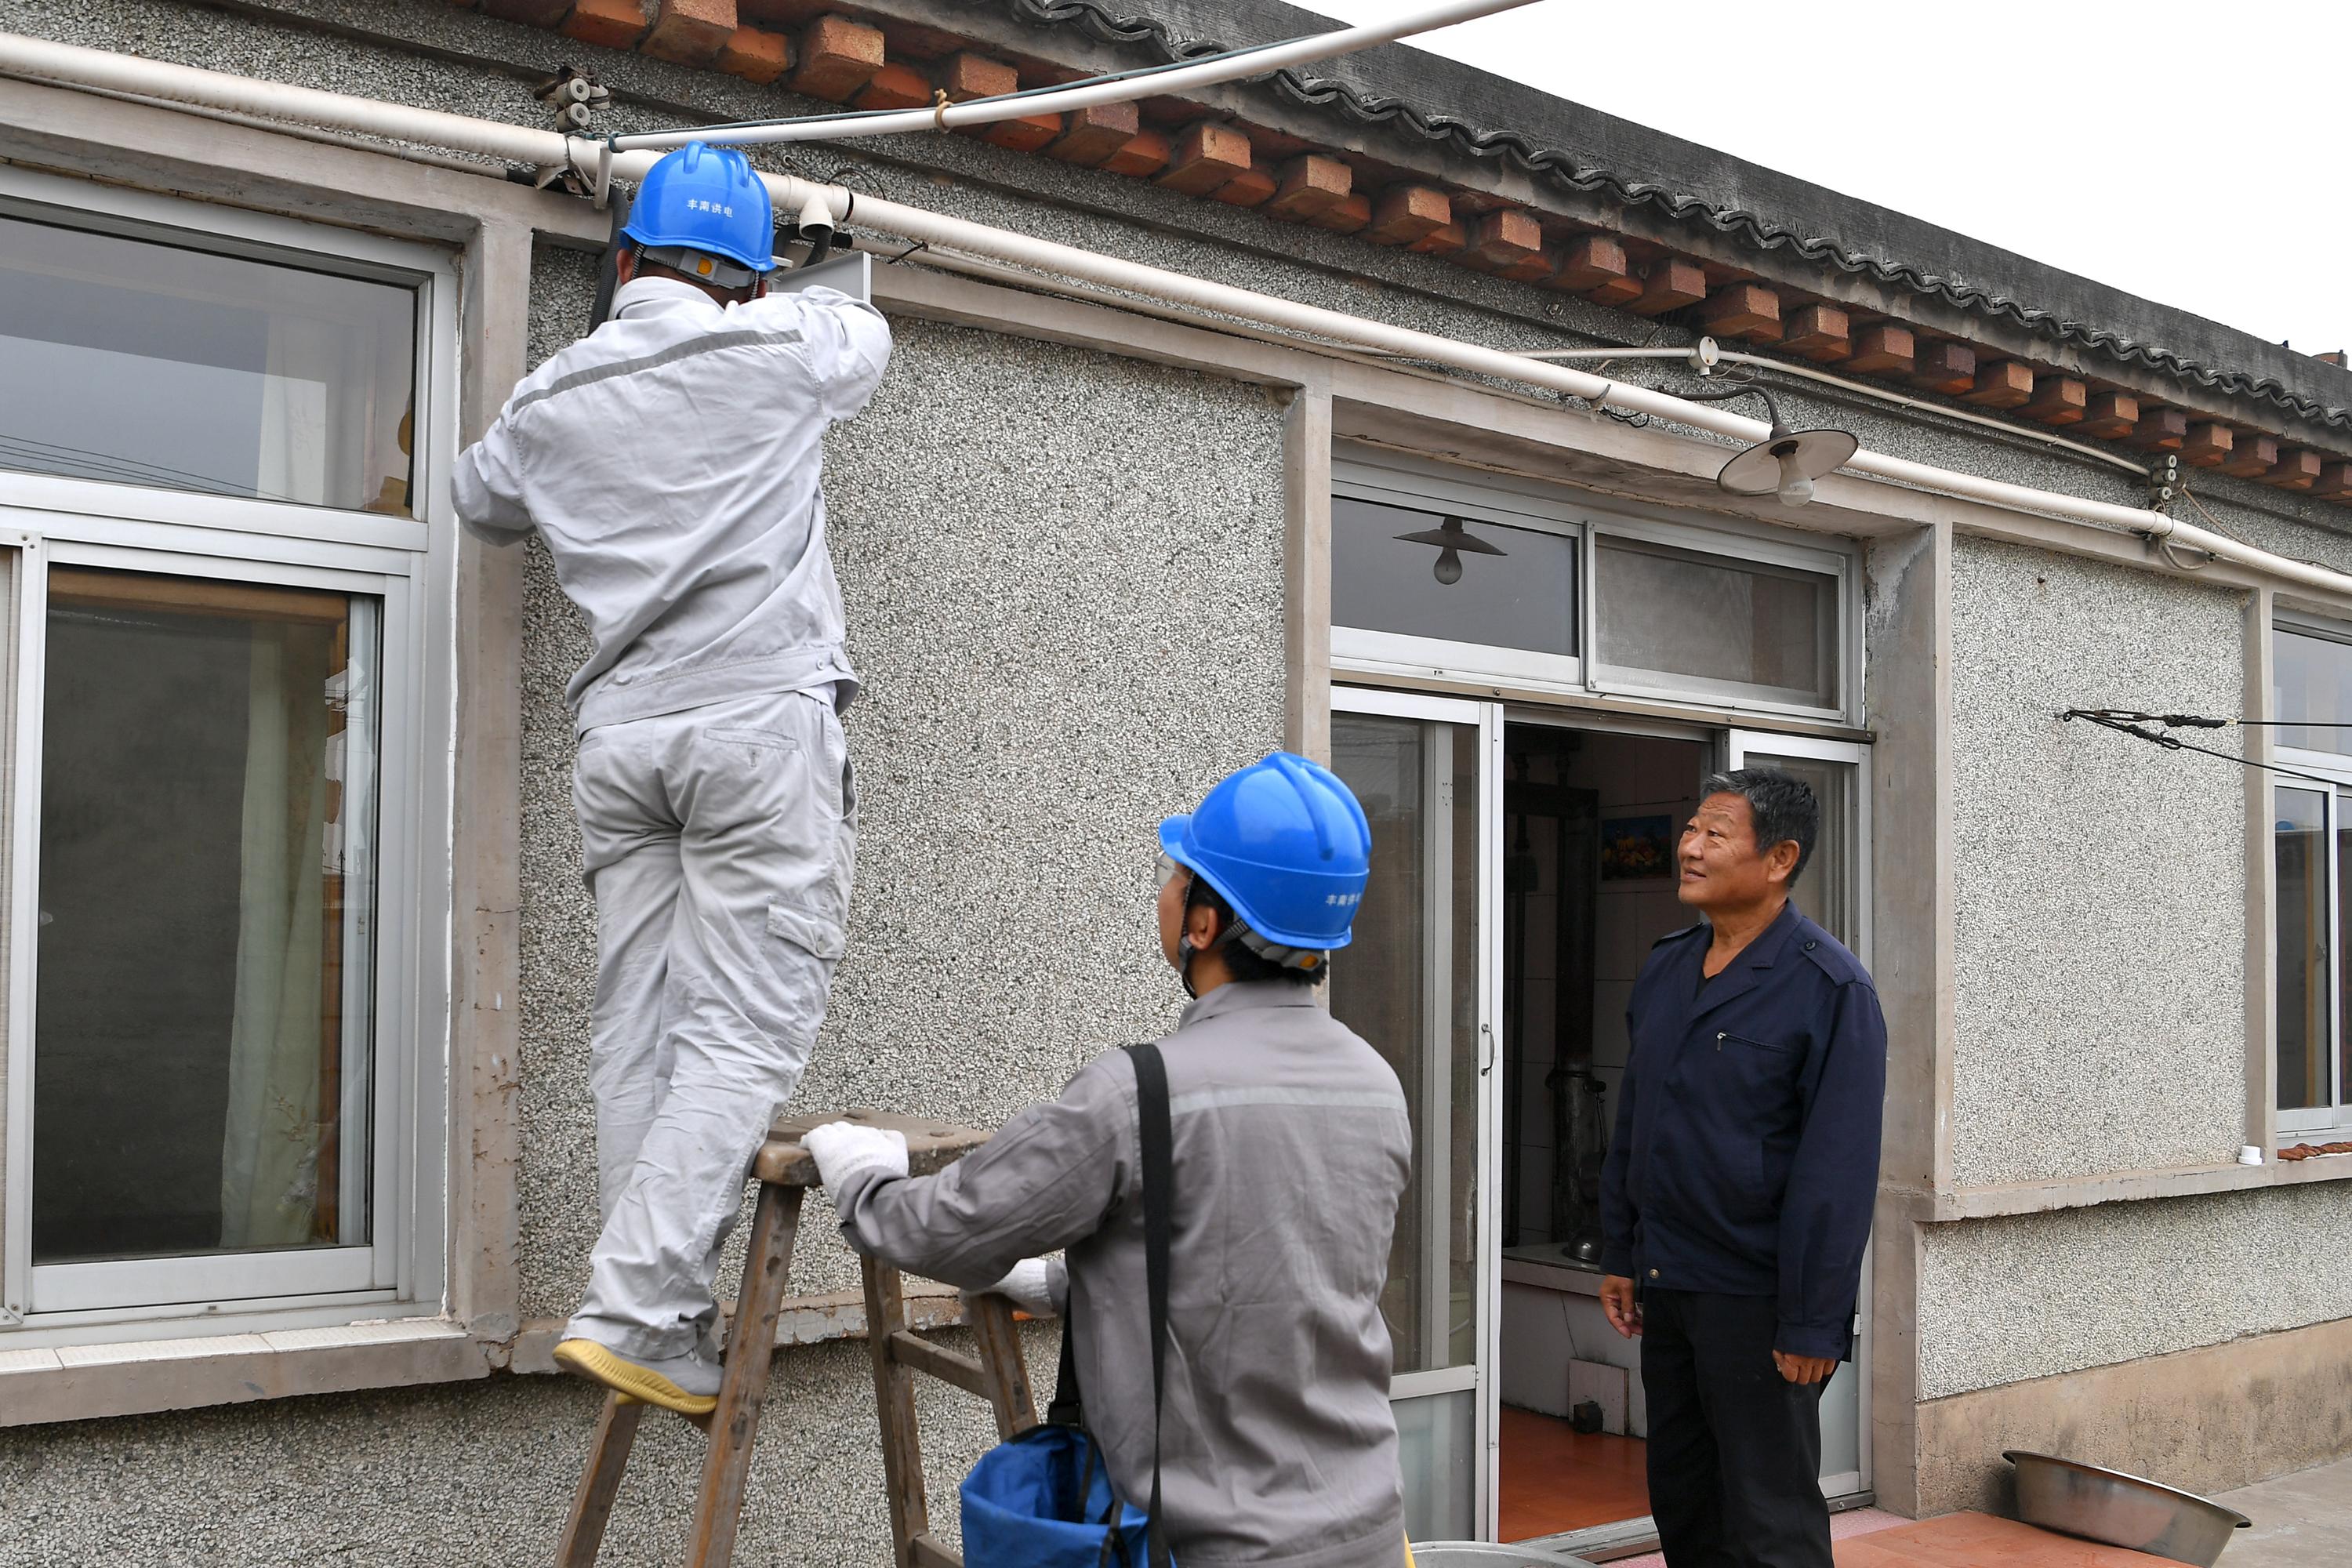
[966,1258,1064,1319]
[802,1121,909,1190]
[1599,1275,1642,1338]
[1773,1350,1837,1385]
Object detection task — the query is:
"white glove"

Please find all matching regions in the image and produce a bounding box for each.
[803,1122,909,1190]
[967,1258,1066,1318]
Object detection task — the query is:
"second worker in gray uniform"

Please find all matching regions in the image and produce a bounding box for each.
[805,753,1414,1567]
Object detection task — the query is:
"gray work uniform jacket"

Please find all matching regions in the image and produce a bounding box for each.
[833,981,1414,1568]
[452,275,891,733]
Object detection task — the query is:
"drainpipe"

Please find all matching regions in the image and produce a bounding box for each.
[2,31,2347,600]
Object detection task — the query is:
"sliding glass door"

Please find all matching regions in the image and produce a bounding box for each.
[1329,688,1499,1541]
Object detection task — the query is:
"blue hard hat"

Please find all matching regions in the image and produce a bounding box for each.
[1160,753,1373,952]
[621,141,776,273]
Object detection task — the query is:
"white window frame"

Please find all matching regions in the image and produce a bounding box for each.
[1332,445,1861,726]
[2267,774,2351,1138]
[0,166,454,1334]
[1585,515,1857,724]
[2269,604,2351,1146]
[2270,611,2352,1138]
[1333,450,1590,695]
[1332,684,1503,1541]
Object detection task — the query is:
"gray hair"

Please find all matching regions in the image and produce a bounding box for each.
[1699,767,1819,887]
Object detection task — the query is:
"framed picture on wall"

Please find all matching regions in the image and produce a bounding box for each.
[1599,815,1674,880]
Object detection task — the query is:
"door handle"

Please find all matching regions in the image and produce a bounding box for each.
[1479,1021,1494,1076]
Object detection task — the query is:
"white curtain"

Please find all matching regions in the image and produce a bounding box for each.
[256,314,337,506]
[218,624,332,1250]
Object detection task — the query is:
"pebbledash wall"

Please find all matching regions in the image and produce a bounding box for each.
[5,0,2352,1557]
[1902,529,2352,1512]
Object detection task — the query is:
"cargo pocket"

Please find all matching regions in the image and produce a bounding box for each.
[766,898,846,962]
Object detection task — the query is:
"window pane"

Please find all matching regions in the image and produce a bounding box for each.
[1742,753,1853,949]
[1331,495,1577,655]
[0,213,417,514]
[1329,712,1480,1376]
[2275,629,2352,756]
[2277,788,2328,1112]
[1594,535,1839,709]
[33,568,379,1263]
[1394,1388,1475,1541]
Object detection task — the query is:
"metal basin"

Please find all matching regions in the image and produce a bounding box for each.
[2005,1450,2251,1566]
[1411,1545,1597,1567]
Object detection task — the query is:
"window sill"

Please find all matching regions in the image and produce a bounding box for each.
[0,1280,987,1429]
[1890,1150,2352,1223]
[0,1316,486,1428]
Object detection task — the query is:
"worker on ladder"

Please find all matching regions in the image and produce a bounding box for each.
[453,141,891,1415]
[805,753,1417,1567]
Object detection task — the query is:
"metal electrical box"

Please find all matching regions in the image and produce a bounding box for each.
[771,250,872,304]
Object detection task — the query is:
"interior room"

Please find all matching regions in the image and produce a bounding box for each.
[1495,722,1708,1543]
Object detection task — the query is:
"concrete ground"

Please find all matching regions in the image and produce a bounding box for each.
[2212,1452,2352,1566]
[1590,1453,2352,1568]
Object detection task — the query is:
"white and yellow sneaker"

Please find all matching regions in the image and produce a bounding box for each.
[552,1338,721,1417]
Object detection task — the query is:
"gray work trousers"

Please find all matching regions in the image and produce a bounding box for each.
[564,688,855,1360]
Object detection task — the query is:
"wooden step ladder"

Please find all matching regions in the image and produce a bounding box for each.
[554,1109,1040,1568]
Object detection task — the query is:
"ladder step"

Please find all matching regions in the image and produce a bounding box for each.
[887,1328,989,1399]
[909,1532,961,1568]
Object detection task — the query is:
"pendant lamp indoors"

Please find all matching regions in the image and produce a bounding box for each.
[1395,514,1507,584]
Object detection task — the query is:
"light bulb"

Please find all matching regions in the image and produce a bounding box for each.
[1776,449,1814,506]
[1433,548,1464,585]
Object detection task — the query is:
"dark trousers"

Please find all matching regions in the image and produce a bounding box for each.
[1640,1289,1832,1568]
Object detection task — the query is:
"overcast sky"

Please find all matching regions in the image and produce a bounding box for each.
[1320,1,2352,360]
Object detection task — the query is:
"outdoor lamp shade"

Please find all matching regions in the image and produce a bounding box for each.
[1718,426,1859,506]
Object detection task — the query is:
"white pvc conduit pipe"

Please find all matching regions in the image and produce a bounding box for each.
[2,31,2347,600]
[613,0,1540,152]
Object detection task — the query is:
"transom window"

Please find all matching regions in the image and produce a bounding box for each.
[1589,532,1840,711]
[1332,495,1578,657]
[1331,448,1855,722]
[0,167,448,1330]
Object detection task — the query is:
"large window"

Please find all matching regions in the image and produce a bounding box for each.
[1332,448,1855,721]
[0,169,447,1329]
[2274,619,2352,1134]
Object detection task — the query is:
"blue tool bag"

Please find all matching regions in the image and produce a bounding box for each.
[960,1423,1152,1566]
[959,1042,1176,1568]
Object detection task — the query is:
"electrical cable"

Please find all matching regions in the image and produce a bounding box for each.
[2180,481,2343,579]
[2060,709,2350,789]
[2060,710,2352,789]
[0,430,299,502]
[2066,707,2352,728]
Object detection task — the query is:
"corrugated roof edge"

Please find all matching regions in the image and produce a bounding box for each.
[1004,0,2351,436]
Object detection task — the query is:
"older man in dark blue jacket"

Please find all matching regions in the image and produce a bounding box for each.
[1599,768,1886,1568]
